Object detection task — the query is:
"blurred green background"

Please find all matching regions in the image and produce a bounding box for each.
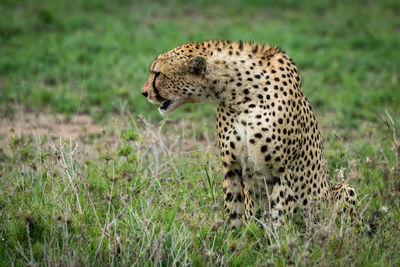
[1,0,399,124]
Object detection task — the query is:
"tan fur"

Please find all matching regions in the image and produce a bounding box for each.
[142,41,357,228]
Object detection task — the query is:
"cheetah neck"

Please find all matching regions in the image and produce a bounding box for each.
[198,41,282,111]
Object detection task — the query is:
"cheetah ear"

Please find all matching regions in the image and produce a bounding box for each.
[188,55,206,75]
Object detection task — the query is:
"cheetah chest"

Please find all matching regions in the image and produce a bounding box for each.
[217,111,275,181]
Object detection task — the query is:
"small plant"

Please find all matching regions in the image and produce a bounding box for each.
[117,144,132,157]
[121,130,139,142]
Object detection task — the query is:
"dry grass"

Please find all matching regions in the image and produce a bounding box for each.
[1,112,399,266]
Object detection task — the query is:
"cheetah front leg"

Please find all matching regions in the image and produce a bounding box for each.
[244,174,291,229]
[223,164,245,229]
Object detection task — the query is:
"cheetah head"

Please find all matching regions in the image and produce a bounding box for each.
[141,51,207,115]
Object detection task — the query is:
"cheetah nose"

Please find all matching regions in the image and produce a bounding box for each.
[142,91,148,97]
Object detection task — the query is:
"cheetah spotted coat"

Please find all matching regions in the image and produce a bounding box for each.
[141,41,357,228]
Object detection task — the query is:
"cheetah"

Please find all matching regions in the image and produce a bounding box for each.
[141,41,357,228]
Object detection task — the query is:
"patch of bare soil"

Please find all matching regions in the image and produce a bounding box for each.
[0,111,219,158]
[0,111,105,147]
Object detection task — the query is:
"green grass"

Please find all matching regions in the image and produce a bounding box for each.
[1,0,400,265]
[1,0,399,123]
[0,116,399,266]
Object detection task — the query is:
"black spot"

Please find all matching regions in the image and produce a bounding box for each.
[230,142,235,149]
[261,145,268,152]
[226,193,233,202]
[227,170,235,177]
[229,212,237,219]
[265,154,271,161]
[252,44,258,53]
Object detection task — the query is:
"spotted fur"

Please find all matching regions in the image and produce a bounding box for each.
[331,184,358,216]
[141,41,358,228]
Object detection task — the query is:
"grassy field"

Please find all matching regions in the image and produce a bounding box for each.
[1,0,400,265]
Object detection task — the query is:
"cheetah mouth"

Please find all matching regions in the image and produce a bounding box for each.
[159,99,172,112]
[156,98,186,115]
